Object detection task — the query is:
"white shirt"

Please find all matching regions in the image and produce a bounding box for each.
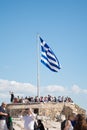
[21,113,36,130]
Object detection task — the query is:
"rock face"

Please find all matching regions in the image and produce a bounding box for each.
[7,102,86,120]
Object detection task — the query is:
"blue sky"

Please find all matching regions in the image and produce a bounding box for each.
[0,0,87,111]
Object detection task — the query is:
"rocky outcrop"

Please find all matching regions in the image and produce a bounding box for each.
[7,102,86,120]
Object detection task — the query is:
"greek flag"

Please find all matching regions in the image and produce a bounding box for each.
[39,37,61,72]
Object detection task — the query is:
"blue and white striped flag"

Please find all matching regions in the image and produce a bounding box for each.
[39,37,61,72]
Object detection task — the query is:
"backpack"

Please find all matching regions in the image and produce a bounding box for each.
[61,120,66,130]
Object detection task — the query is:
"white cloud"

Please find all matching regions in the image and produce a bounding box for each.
[46,85,66,92]
[71,85,81,94]
[83,89,87,94]
[71,84,87,94]
[0,79,36,97]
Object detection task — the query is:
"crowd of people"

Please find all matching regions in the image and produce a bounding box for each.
[10,91,73,104]
[0,101,87,130]
[2,91,85,130]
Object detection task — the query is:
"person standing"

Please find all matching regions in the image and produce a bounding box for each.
[6,112,13,130]
[64,115,73,130]
[37,119,45,130]
[0,102,8,130]
[9,91,14,103]
[21,108,36,130]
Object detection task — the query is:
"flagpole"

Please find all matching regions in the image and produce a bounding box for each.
[37,34,40,99]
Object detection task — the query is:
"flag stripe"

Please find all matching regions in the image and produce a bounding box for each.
[41,58,59,72]
[41,54,58,68]
[41,52,59,67]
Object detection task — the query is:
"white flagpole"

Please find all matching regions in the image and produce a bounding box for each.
[37,34,40,99]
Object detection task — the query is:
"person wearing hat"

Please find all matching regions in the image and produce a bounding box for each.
[0,102,8,130]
